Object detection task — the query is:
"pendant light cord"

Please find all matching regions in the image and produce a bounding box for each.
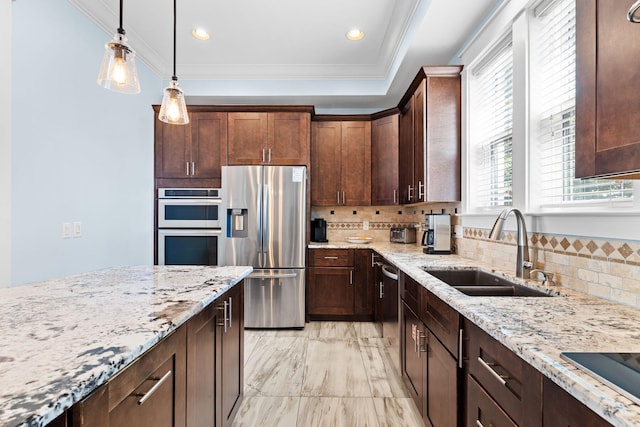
[172,0,177,80]
[117,0,125,35]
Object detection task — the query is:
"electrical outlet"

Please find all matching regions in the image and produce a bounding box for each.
[363,220,369,230]
[62,223,72,239]
[73,221,82,238]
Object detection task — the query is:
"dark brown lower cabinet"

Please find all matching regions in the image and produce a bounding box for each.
[219,285,244,427]
[467,375,517,427]
[72,283,244,427]
[73,327,187,427]
[543,377,611,427]
[402,301,425,410]
[307,267,354,316]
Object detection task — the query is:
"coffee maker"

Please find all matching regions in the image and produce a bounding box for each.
[311,218,328,242]
[422,214,452,254]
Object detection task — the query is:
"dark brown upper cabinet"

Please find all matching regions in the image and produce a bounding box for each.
[371,112,400,205]
[154,108,228,189]
[227,111,310,166]
[576,0,640,178]
[311,119,371,206]
[398,66,462,203]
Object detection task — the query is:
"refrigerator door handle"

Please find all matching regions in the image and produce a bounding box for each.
[263,183,269,256]
[257,183,263,266]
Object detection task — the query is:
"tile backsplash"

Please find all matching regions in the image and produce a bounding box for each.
[458,227,640,309]
[311,204,460,243]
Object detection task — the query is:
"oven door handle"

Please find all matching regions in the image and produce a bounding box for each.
[249,272,298,280]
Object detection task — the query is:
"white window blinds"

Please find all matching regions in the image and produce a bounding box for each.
[470,38,514,209]
[534,0,632,205]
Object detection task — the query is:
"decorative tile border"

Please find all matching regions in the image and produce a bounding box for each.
[327,222,418,230]
[463,227,640,266]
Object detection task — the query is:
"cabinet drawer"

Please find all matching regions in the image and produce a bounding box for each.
[421,290,460,359]
[401,273,421,314]
[466,320,542,426]
[467,376,517,427]
[308,249,354,267]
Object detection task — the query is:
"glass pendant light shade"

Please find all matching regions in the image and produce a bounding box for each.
[97,32,141,94]
[159,78,189,124]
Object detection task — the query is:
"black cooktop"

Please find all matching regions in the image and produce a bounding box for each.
[561,352,640,405]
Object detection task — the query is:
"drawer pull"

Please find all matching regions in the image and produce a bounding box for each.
[476,421,484,427]
[477,357,508,386]
[458,329,463,369]
[136,370,172,405]
[323,256,339,260]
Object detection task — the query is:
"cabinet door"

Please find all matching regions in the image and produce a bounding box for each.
[425,333,458,427]
[576,0,640,178]
[190,112,228,181]
[307,267,355,316]
[371,115,399,205]
[467,376,517,427]
[186,304,217,427]
[156,118,191,179]
[542,377,611,427]
[424,75,461,202]
[341,121,371,206]
[219,285,244,427]
[399,98,415,204]
[268,112,309,165]
[311,122,342,206]
[413,82,426,203]
[228,112,267,165]
[354,249,374,317]
[401,301,425,415]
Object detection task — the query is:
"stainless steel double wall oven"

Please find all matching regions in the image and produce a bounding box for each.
[157,188,224,265]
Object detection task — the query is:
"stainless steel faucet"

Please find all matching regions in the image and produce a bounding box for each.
[489,208,533,279]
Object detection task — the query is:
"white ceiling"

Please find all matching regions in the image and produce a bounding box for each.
[69,0,500,113]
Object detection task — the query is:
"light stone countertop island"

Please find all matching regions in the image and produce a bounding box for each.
[0,265,252,427]
[310,241,640,427]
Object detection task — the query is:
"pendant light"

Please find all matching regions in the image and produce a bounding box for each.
[97,0,141,94]
[159,0,189,125]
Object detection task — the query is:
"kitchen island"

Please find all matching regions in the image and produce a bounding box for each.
[0,265,252,427]
[310,241,640,426]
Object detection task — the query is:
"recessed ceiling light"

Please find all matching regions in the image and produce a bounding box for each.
[346,28,365,41]
[192,28,210,41]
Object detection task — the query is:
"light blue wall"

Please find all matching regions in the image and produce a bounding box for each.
[11,0,162,285]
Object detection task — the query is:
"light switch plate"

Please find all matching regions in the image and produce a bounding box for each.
[363,220,369,230]
[73,221,82,238]
[62,223,72,239]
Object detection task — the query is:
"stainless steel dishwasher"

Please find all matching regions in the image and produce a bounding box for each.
[381,262,400,373]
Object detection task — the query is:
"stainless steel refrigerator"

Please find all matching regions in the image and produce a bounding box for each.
[221,165,306,328]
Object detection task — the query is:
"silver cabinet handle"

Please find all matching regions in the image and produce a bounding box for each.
[408,185,414,201]
[268,148,272,163]
[476,421,484,427]
[629,0,640,22]
[417,330,427,358]
[324,256,339,260]
[381,265,398,281]
[379,281,384,299]
[342,191,346,205]
[418,181,424,200]
[337,191,341,204]
[191,161,195,176]
[349,270,353,285]
[186,162,190,176]
[218,301,229,332]
[371,253,377,268]
[477,357,508,386]
[136,370,172,405]
[393,189,398,204]
[228,296,232,329]
[458,329,463,369]
[262,148,266,163]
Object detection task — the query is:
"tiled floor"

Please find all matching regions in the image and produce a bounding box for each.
[232,321,424,427]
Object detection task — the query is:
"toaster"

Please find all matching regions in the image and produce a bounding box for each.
[390,227,417,244]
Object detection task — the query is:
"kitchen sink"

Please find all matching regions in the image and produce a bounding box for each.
[423,268,553,297]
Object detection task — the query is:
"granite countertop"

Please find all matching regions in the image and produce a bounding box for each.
[0,265,252,427]
[309,241,640,427]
